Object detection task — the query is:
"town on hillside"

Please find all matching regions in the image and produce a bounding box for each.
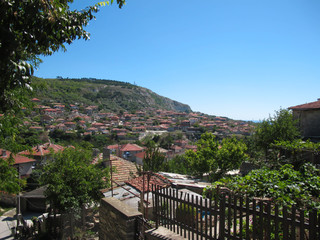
[27,97,254,143]
[2,1,320,239]
[2,98,320,240]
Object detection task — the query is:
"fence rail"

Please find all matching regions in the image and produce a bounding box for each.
[151,185,320,240]
[136,216,153,240]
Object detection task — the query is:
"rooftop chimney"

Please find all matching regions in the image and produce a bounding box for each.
[102,147,111,168]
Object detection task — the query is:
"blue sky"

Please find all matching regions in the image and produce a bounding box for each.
[35,0,320,121]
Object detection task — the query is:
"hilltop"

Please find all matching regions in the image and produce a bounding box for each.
[32,77,192,113]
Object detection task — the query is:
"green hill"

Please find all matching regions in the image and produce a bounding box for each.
[32,77,192,112]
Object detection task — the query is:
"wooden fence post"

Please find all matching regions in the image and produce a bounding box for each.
[309,209,317,239]
[219,193,226,240]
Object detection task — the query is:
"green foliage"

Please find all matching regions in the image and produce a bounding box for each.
[166,155,190,175]
[31,77,192,113]
[254,108,300,155]
[185,132,218,177]
[176,203,198,227]
[0,114,21,152]
[205,163,320,209]
[185,133,248,180]
[39,148,110,213]
[0,1,92,111]
[0,0,126,112]
[270,139,320,169]
[0,156,25,194]
[49,129,78,143]
[49,129,114,150]
[273,139,320,153]
[143,141,166,172]
[0,114,35,153]
[215,137,248,179]
[242,135,265,163]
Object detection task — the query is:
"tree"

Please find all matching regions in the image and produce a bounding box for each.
[185,132,218,178]
[142,140,166,172]
[0,156,25,194]
[0,0,125,112]
[40,148,110,214]
[166,154,190,175]
[185,133,248,180]
[254,108,300,156]
[215,137,248,179]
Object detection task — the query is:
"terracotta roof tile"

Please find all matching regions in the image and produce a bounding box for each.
[110,155,138,183]
[0,149,35,164]
[120,143,143,152]
[125,173,171,193]
[19,142,64,157]
[289,99,320,110]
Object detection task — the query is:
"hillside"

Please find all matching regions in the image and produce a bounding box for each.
[32,77,192,113]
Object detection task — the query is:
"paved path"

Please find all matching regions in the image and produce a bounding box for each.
[0,209,44,240]
[0,209,16,240]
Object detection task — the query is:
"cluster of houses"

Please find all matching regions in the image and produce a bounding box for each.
[26,98,254,141]
[3,98,320,239]
[0,97,256,226]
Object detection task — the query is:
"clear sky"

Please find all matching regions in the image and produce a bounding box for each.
[35,0,320,121]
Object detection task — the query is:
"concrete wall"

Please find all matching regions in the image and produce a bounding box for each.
[99,197,142,240]
[17,162,33,177]
[293,109,320,137]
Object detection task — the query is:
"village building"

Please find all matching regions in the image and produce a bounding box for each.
[19,142,65,162]
[289,98,320,140]
[0,149,35,178]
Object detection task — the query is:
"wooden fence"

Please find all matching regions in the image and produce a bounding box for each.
[151,185,320,240]
[136,216,153,240]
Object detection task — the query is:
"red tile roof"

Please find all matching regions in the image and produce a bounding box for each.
[125,172,171,193]
[110,155,138,183]
[0,149,35,164]
[121,143,143,152]
[171,145,182,150]
[107,144,120,150]
[19,142,64,157]
[64,122,76,125]
[289,99,320,110]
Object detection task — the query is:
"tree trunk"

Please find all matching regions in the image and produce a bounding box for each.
[81,205,86,228]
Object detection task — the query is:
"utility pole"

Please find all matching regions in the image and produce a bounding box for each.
[16,165,22,235]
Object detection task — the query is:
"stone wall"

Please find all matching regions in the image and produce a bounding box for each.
[99,197,142,240]
[293,109,320,138]
[0,193,16,207]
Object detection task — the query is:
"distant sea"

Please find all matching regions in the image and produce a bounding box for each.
[243,120,262,123]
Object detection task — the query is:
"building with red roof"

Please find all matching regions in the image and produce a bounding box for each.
[289,98,320,138]
[0,149,35,177]
[135,151,147,165]
[125,172,171,193]
[107,143,144,162]
[120,143,144,161]
[31,98,40,102]
[19,142,65,161]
